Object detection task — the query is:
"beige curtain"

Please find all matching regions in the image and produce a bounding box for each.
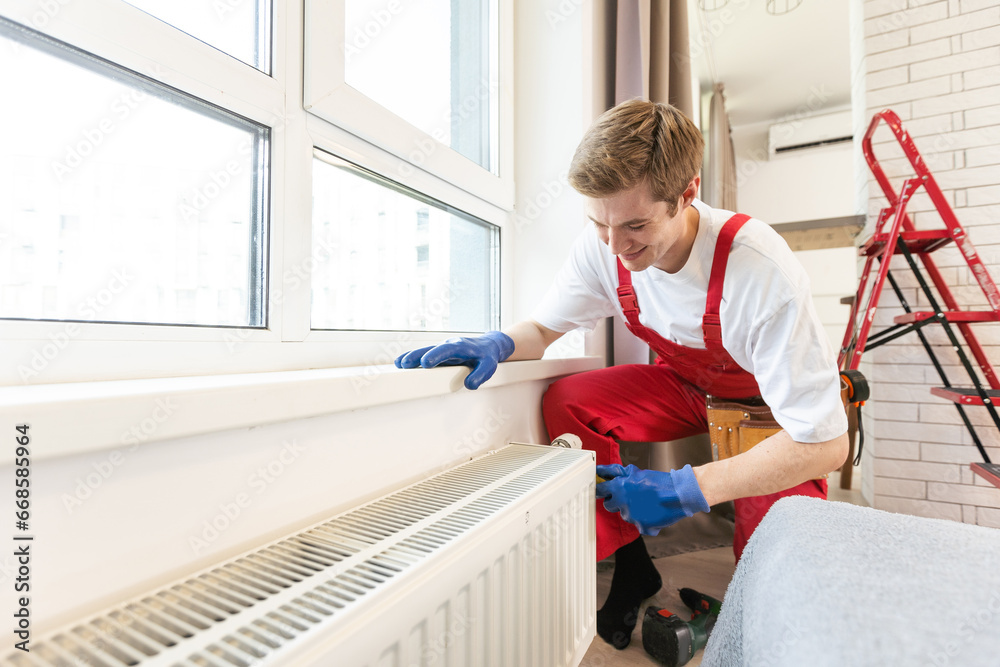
[702,82,738,210]
[613,0,693,115]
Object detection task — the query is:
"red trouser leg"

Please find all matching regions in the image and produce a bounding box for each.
[541,364,709,561]
[732,478,828,561]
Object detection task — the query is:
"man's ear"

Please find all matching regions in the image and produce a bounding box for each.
[680,176,700,207]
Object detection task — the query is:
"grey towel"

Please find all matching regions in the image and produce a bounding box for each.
[702,496,1000,667]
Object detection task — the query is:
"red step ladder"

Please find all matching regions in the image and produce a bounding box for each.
[839,109,1000,481]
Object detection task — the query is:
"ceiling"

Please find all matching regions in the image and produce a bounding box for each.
[689,0,854,128]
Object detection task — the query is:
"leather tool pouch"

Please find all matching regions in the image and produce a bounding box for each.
[706,396,780,461]
[707,378,852,479]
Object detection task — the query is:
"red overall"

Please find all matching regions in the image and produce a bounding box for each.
[541,214,827,562]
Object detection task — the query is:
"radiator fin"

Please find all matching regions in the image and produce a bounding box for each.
[14,445,593,666]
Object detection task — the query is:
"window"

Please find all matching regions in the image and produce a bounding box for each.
[122,0,272,73]
[304,0,511,208]
[343,0,498,173]
[415,245,430,266]
[0,18,269,328]
[311,153,498,333]
[0,1,511,385]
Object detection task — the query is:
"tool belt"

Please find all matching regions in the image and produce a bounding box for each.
[706,394,780,462]
[707,374,861,476]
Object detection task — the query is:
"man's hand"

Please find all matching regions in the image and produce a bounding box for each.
[595,464,710,536]
[394,331,515,390]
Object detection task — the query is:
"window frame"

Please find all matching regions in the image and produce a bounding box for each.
[0,13,274,330]
[303,0,514,211]
[0,0,515,386]
[120,0,274,74]
[306,147,502,336]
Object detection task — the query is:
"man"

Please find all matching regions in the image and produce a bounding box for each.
[395,99,849,650]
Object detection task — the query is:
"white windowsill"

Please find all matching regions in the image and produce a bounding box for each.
[0,357,603,464]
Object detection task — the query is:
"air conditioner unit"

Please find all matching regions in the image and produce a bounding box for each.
[768,110,853,157]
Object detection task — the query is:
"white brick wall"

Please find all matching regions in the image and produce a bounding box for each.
[862,0,1000,524]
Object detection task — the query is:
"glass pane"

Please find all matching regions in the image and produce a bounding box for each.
[344,0,499,173]
[311,153,497,332]
[123,0,270,73]
[0,18,269,328]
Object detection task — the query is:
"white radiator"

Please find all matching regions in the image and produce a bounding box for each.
[10,444,596,667]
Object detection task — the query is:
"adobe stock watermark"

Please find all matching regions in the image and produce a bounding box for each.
[222,232,339,353]
[736,84,833,188]
[927,588,1000,666]
[415,611,474,665]
[342,0,407,64]
[673,0,752,69]
[867,0,910,38]
[80,606,296,667]
[50,606,152,663]
[617,441,648,468]
[746,618,807,665]
[60,397,179,514]
[178,156,247,222]
[234,610,382,667]
[546,0,588,28]
[50,89,148,182]
[0,554,24,591]
[870,114,960,174]
[350,332,415,393]
[178,117,274,221]
[17,267,135,382]
[543,327,587,359]
[513,171,571,232]
[189,439,306,556]
[213,0,249,22]
[350,285,462,393]
[44,57,171,182]
[260,101,299,140]
[7,0,74,55]
[520,492,591,562]
[453,406,511,458]
[398,76,498,180]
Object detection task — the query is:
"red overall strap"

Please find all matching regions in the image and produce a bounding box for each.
[616,258,641,327]
[703,214,752,349]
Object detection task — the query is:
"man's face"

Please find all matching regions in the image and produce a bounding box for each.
[585,180,698,273]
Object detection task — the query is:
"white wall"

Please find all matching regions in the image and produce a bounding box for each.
[510,0,597,359]
[797,245,860,351]
[731,121,858,362]
[731,119,856,225]
[861,0,1000,525]
[510,1,587,309]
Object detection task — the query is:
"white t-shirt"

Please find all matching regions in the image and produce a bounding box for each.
[531,199,848,444]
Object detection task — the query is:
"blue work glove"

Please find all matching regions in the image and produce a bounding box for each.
[393,331,515,390]
[595,464,710,536]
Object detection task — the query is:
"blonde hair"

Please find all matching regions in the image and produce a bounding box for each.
[568,99,704,216]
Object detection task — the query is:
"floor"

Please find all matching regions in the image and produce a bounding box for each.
[580,470,865,666]
[581,546,734,667]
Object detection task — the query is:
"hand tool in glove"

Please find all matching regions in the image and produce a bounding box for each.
[595,464,710,536]
[394,331,514,390]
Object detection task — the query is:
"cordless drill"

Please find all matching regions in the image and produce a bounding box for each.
[641,587,722,667]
